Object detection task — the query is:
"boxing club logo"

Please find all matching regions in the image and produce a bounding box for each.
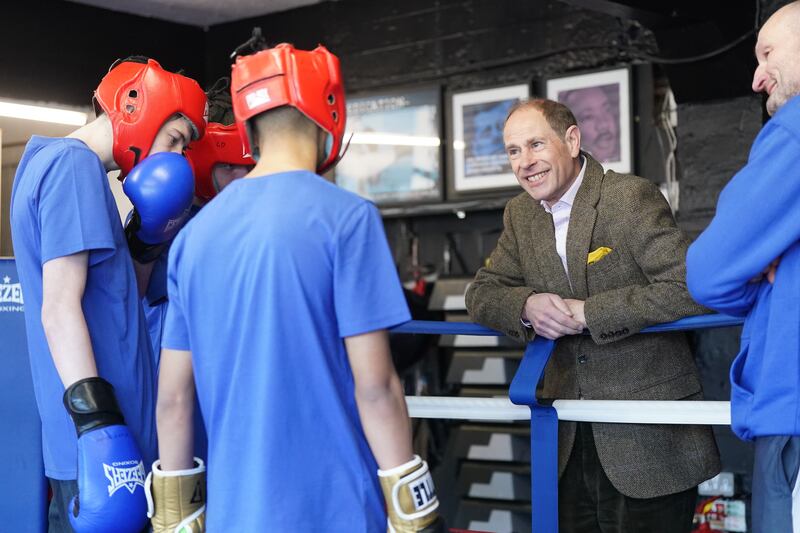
[0,274,24,313]
[103,460,146,497]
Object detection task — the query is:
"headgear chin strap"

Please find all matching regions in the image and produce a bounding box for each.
[94,58,208,177]
[188,123,255,201]
[230,43,346,174]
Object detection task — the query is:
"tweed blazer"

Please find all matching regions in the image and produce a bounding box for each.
[465,155,720,498]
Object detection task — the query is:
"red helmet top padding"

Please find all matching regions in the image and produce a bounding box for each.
[188,122,255,201]
[94,58,208,177]
[230,43,346,173]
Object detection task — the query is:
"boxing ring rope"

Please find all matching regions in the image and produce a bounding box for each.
[404,397,731,425]
[390,314,744,533]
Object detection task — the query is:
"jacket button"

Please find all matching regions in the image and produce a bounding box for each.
[578,355,587,364]
[600,333,608,340]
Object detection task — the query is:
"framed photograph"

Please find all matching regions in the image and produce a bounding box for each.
[546,67,632,174]
[335,86,442,205]
[449,84,529,195]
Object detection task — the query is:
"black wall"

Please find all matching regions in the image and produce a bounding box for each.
[676,95,762,236]
[207,1,658,93]
[204,0,667,279]
[0,0,205,107]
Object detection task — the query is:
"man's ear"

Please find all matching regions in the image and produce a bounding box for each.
[564,125,581,158]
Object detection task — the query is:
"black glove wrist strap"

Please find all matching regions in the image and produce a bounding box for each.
[63,377,125,437]
[124,212,166,264]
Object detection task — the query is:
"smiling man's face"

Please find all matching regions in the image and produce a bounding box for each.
[503,106,581,207]
[753,4,800,116]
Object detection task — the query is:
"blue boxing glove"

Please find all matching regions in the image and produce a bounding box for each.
[123,152,194,263]
[63,377,148,533]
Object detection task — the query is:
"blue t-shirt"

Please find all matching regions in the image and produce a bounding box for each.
[143,250,170,363]
[163,170,411,532]
[687,95,800,439]
[142,203,201,364]
[142,205,207,460]
[10,136,157,479]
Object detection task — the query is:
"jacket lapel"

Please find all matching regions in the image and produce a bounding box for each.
[530,202,573,296]
[566,155,604,300]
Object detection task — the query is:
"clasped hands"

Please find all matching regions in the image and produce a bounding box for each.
[522,293,587,340]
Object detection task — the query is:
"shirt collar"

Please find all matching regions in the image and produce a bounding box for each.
[541,156,586,213]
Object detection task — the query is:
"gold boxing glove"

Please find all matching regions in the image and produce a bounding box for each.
[378,455,446,533]
[145,458,206,533]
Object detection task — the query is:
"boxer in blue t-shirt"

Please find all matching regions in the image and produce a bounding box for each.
[153,41,446,532]
[142,83,253,474]
[142,80,253,368]
[10,57,206,533]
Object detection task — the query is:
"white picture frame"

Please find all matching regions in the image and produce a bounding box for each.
[450,83,530,194]
[546,67,632,174]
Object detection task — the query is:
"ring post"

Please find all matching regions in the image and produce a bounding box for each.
[509,337,557,533]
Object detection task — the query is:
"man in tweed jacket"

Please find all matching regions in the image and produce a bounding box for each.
[465,99,720,533]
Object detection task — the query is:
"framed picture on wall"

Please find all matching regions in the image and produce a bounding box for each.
[335,86,442,205]
[448,83,529,196]
[546,67,632,174]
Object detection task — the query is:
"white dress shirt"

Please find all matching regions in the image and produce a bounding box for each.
[521,157,587,328]
[541,156,587,278]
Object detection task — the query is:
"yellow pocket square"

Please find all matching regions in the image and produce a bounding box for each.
[587,247,613,265]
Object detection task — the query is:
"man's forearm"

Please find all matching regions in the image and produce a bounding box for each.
[157,348,196,471]
[688,132,800,312]
[466,278,535,341]
[41,299,98,387]
[583,280,708,344]
[156,395,195,471]
[42,253,97,387]
[355,375,413,470]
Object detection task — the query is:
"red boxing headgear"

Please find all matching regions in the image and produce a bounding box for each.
[94,58,208,177]
[188,123,254,201]
[230,43,346,173]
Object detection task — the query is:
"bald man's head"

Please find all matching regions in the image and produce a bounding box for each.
[769,1,800,30]
[753,1,800,115]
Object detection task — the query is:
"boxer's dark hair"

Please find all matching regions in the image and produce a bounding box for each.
[109,55,187,75]
[109,55,150,71]
[206,77,235,125]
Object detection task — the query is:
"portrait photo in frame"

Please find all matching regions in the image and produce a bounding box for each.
[449,83,530,196]
[546,67,632,174]
[335,86,442,206]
